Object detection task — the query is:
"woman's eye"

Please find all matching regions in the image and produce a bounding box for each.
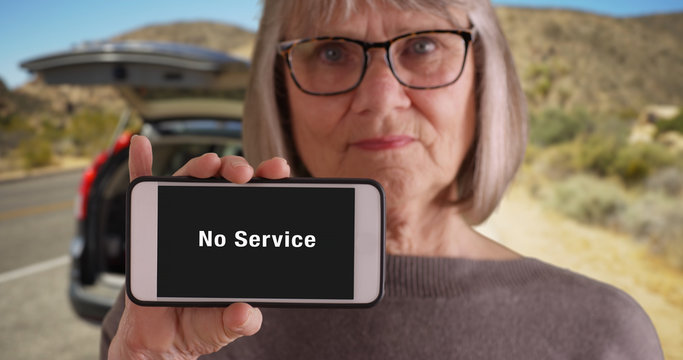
[318,43,345,62]
[408,37,436,55]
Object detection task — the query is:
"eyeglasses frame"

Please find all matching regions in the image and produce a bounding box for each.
[278,29,475,96]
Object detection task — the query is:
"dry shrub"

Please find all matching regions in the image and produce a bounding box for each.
[532,142,579,180]
[645,167,683,197]
[618,192,683,268]
[544,174,627,226]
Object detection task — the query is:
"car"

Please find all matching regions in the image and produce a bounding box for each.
[21,41,250,322]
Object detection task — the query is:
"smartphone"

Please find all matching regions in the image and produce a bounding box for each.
[126,176,384,307]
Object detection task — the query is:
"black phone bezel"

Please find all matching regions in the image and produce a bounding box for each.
[125,176,385,308]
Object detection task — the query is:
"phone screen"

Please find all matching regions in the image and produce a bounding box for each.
[156,185,355,300]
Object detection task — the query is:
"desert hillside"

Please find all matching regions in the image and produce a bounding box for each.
[4,9,682,121]
[111,21,255,59]
[497,8,683,113]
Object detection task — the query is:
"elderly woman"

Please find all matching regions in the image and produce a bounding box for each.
[102,0,663,358]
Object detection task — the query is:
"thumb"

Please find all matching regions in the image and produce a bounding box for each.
[223,303,263,340]
[129,135,153,182]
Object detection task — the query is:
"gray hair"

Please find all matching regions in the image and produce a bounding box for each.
[243,0,527,225]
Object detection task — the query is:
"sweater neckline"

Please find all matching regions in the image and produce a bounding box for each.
[384,254,556,297]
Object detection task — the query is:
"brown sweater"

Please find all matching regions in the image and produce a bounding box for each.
[101,255,663,359]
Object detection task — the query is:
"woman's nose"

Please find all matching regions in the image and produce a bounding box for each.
[349,50,411,116]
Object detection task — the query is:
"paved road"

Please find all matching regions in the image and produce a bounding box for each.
[0,170,101,359]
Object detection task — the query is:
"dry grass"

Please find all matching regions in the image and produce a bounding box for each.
[479,183,683,360]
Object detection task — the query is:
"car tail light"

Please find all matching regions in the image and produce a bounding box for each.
[112,130,132,154]
[75,131,133,220]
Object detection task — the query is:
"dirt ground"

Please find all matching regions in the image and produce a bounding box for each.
[478,185,683,360]
[0,156,90,182]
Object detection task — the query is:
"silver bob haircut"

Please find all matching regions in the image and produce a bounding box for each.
[243,0,527,225]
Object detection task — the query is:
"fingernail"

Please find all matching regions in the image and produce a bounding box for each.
[230,159,249,168]
[236,308,254,330]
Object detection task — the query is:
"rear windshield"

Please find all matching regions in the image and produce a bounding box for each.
[153,119,242,137]
[132,87,246,101]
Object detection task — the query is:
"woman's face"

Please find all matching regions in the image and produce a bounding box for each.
[285,5,476,207]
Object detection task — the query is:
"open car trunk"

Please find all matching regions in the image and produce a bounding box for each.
[21,41,249,322]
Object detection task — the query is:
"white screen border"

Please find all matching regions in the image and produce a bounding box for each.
[128,179,383,305]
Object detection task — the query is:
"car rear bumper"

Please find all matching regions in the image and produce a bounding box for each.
[69,271,124,323]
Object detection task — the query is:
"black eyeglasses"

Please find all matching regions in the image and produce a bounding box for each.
[278,29,474,96]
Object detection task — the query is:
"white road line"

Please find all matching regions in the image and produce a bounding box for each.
[0,255,69,284]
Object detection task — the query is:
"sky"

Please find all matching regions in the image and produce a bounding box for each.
[2,0,682,90]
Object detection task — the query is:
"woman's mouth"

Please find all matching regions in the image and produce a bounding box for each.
[351,136,415,151]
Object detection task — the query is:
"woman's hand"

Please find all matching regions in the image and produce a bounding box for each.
[109,135,289,359]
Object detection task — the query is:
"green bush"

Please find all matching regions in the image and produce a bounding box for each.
[529,108,592,146]
[523,61,570,106]
[611,142,675,185]
[0,113,32,141]
[545,174,627,226]
[574,134,621,176]
[18,136,53,169]
[591,115,632,141]
[533,133,621,180]
[1,115,30,157]
[655,108,683,134]
[66,109,119,156]
[40,117,66,142]
[0,113,30,133]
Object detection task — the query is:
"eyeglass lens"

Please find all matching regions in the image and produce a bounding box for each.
[287,32,467,95]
